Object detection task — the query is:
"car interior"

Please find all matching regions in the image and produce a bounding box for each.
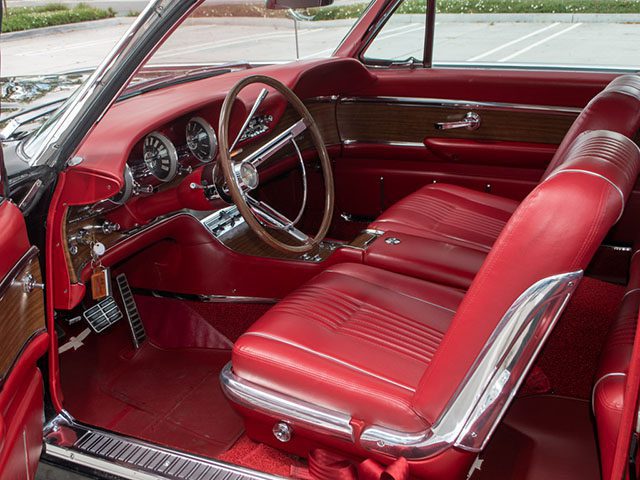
[22,51,637,480]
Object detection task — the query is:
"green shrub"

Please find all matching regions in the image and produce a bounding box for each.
[309,0,640,20]
[2,3,116,33]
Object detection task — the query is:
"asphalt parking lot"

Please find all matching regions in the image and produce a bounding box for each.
[2,14,640,77]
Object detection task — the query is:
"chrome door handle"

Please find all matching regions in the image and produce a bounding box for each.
[434,111,481,131]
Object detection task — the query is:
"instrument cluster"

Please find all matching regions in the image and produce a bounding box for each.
[112,116,219,205]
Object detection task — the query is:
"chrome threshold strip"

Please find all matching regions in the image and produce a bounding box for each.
[43,414,284,480]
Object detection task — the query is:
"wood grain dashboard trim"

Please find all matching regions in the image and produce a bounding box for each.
[0,246,46,384]
[336,96,579,145]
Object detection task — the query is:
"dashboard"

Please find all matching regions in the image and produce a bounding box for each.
[49,58,374,310]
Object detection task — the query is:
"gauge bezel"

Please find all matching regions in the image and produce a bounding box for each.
[110,164,134,205]
[185,116,218,164]
[143,131,178,183]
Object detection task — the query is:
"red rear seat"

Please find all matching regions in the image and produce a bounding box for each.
[594,250,640,480]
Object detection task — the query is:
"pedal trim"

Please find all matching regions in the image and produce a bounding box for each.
[116,274,147,348]
[83,296,122,333]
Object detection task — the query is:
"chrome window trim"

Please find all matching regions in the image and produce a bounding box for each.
[331,0,377,57]
[222,271,582,459]
[220,363,355,442]
[22,0,202,167]
[337,96,582,114]
[357,0,416,66]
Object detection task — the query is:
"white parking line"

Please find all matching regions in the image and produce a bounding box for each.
[155,29,323,59]
[467,22,560,61]
[376,23,425,42]
[499,23,582,62]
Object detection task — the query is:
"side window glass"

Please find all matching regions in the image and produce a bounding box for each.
[361,0,427,65]
[432,6,640,69]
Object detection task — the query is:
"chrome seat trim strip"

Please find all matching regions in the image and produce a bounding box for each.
[220,363,355,442]
[223,271,582,460]
[360,270,583,458]
[545,169,626,222]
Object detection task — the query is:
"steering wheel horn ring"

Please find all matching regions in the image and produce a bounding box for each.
[218,75,335,254]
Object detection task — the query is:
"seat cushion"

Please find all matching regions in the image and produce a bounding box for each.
[232,263,465,431]
[369,184,519,252]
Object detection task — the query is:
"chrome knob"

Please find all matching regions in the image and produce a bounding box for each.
[272,422,292,442]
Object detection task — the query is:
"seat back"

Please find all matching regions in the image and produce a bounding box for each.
[541,74,640,180]
[411,130,640,452]
[594,249,640,480]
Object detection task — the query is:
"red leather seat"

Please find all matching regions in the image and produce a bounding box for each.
[233,263,464,431]
[369,74,640,253]
[223,131,640,479]
[369,183,517,252]
[594,249,640,480]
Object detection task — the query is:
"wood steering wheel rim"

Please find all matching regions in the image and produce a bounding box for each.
[218,75,334,254]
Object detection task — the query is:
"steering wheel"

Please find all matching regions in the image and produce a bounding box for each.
[218,75,334,254]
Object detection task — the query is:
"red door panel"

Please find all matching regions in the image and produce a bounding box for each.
[0,199,47,480]
[331,67,615,233]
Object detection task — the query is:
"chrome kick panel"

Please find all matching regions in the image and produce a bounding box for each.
[44,413,283,480]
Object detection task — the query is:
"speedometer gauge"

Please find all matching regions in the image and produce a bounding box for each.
[143,132,178,182]
[186,117,217,163]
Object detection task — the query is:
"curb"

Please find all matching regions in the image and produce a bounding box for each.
[2,17,134,41]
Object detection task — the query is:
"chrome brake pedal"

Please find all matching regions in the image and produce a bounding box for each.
[83,296,122,333]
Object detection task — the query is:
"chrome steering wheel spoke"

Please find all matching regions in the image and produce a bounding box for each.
[246,195,310,244]
[218,74,334,254]
[244,118,308,169]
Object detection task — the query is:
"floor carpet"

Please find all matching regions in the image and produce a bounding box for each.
[60,321,243,458]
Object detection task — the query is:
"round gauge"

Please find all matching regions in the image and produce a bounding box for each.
[143,132,178,182]
[110,165,134,205]
[185,117,218,163]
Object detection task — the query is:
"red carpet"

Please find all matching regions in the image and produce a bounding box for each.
[532,276,626,399]
[60,320,243,458]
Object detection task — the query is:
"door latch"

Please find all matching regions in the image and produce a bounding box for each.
[435,111,481,131]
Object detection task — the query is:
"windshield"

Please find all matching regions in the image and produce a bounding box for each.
[125,2,367,88]
[8,0,368,162]
[149,4,364,63]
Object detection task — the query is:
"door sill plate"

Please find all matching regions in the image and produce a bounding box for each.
[43,413,284,480]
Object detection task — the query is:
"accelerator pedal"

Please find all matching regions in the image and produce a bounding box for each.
[83,296,122,333]
[115,274,147,348]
